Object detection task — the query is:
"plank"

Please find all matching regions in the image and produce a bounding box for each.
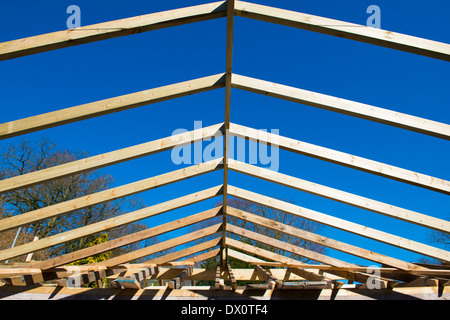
[232,74,450,140]
[167,266,194,289]
[221,0,236,270]
[215,265,222,289]
[234,1,450,61]
[226,238,327,282]
[31,207,222,270]
[0,185,223,262]
[0,1,227,61]
[149,238,222,265]
[94,224,222,267]
[112,268,156,289]
[255,265,283,289]
[227,206,428,271]
[0,123,224,194]
[229,123,450,195]
[227,263,237,290]
[227,224,356,268]
[228,185,450,263]
[0,159,223,233]
[0,74,225,140]
[228,161,450,234]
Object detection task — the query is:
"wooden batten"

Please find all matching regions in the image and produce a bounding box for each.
[234,1,450,62]
[0,2,227,61]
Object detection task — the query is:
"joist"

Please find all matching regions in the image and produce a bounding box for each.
[227,206,429,271]
[93,224,222,268]
[0,123,224,194]
[0,1,227,61]
[31,207,222,270]
[227,224,356,268]
[229,161,450,233]
[234,1,450,62]
[180,248,220,265]
[112,268,156,289]
[232,75,450,140]
[229,123,450,195]
[167,266,194,289]
[228,185,450,263]
[255,265,283,289]
[250,262,450,278]
[149,238,222,265]
[215,265,222,289]
[225,237,326,282]
[0,159,222,233]
[147,267,309,282]
[0,74,225,140]
[227,263,237,290]
[0,185,223,262]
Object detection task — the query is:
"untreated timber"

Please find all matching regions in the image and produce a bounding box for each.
[94,224,222,267]
[228,160,450,233]
[0,159,223,233]
[225,237,326,282]
[255,265,283,289]
[234,1,450,62]
[0,74,225,140]
[227,206,428,271]
[0,123,224,194]
[0,1,227,61]
[168,266,194,289]
[0,185,223,262]
[229,123,450,195]
[232,75,450,140]
[31,207,222,270]
[228,186,450,263]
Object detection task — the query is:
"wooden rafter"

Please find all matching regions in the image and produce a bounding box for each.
[0,74,225,140]
[228,161,450,234]
[234,1,450,62]
[93,224,222,267]
[228,186,450,263]
[0,160,222,234]
[0,1,227,61]
[0,123,224,194]
[225,237,326,282]
[232,74,450,140]
[254,265,283,289]
[31,207,222,270]
[229,123,450,195]
[149,238,222,265]
[0,185,222,262]
[227,224,356,268]
[227,206,429,272]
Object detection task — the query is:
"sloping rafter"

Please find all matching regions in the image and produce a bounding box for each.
[229,123,450,195]
[0,74,225,140]
[231,74,450,140]
[0,1,227,61]
[0,0,449,299]
[227,186,450,263]
[234,1,450,62]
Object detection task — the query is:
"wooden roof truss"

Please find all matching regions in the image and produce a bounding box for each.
[0,0,449,300]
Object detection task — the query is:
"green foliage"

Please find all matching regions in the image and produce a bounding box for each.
[69,233,111,288]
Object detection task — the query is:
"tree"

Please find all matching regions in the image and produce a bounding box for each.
[0,138,161,263]
[419,215,450,265]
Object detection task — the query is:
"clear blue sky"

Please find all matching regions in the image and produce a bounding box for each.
[0,0,449,267]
